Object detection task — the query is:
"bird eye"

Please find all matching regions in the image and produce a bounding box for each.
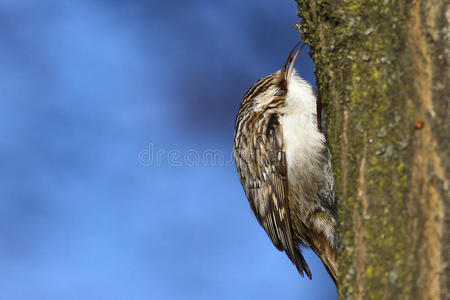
[274,90,285,96]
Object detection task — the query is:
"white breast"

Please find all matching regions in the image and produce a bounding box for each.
[280,71,326,196]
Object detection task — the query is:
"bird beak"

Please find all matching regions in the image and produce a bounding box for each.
[283,42,305,82]
[282,42,301,73]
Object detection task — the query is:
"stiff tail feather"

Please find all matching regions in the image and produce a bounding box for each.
[310,232,338,286]
[286,248,312,279]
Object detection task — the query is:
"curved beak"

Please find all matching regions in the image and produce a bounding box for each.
[282,42,301,73]
[283,42,305,82]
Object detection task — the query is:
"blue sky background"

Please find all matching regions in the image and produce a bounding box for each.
[0,1,337,299]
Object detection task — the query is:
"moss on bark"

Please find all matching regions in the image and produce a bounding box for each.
[296,1,449,299]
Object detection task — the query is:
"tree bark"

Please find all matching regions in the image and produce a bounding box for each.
[295,1,449,299]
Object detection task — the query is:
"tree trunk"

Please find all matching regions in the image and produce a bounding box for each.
[295,1,449,299]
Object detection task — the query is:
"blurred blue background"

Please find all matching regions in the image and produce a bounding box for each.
[0,1,337,299]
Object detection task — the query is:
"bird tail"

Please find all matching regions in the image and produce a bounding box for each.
[310,232,338,285]
[319,249,338,286]
[286,248,312,279]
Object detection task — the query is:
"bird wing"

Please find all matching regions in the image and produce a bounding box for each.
[234,113,311,278]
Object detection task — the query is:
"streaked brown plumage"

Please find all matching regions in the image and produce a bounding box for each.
[233,43,337,284]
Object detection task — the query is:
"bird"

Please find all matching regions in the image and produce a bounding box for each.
[233,43,337,285]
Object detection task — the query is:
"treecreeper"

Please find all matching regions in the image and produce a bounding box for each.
[233,43,337,285]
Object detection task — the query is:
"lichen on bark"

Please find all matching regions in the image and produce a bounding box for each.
[295,1,449,299]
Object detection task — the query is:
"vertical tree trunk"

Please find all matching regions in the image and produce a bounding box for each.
[296,1,449,299]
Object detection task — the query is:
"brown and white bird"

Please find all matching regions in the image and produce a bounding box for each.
[233,43,337,284]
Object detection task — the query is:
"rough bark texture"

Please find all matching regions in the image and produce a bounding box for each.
[295,1,449,299]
